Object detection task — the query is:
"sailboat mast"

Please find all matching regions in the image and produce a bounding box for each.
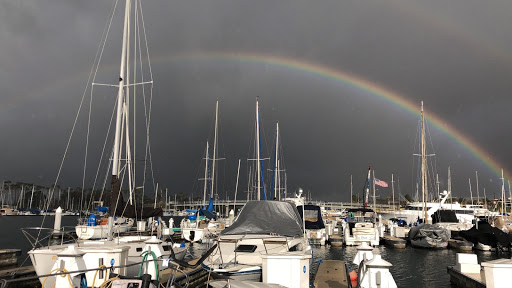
[508,180,511,214]
[111,0,131,215]
[211,101,218,201]
[363,166,371,208]
[392,174,395,212]
[234,159,241,212]
[436,174,439,196]
[476,171,480,204]
[372,170,376,212]
[272,122,279,200]
[202,141,209,208]
[448,166,452,205]
[256,99,261,200]
[350,175,353,207]
[421,101,428,222]
[469,178,473,205]
[29,185,34,210]
[501,169,505,214]
[277,159,281,200]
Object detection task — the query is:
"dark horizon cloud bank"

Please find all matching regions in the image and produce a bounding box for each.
[1,0,511,203]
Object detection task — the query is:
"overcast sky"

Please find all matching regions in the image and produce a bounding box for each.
[1,0,511,203]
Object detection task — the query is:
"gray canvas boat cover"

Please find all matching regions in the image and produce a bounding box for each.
[221,201,304,237]
[408,224,450,248]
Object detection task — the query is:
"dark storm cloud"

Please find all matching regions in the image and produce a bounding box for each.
[1,0,511,202]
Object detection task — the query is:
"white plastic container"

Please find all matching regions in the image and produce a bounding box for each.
[137,221,146,231]
[262,251,312,288]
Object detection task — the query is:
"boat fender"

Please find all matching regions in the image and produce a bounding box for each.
[87,214,97,226]
[349,269,358,281]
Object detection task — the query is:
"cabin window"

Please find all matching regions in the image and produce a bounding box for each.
[136,247,143,252]
[304,210,318,222]
[289,244,299,252]
[162,245,172,251]
[234,245,257,253]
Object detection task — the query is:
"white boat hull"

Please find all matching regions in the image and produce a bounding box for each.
[75,223,132,240]
[181,228,204,243]
[29,236,188,287]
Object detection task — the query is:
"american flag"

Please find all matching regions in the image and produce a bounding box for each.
[374,178,389,188]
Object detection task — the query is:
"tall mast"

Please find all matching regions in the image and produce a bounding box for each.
[363,166,371,208]
[483,187,487,209]
[501,169,505,214]
[29,185,35,210]
[392,174,395,212]
[234,159,241,213]
[202,141,209,208]
[448,166,452,204]
[475,171,480,204]
[350,175,353,207]
[277,159,281,200]
[508,180,511,214]
[421,101,428,222]
[436,174,440,196]
[111,0,131,215]
[469,178,473,205]
[372,170,376,212]
[256,99,261,200]
[272,122,279,200]
[211,101,219,201]
[165,188,168,210]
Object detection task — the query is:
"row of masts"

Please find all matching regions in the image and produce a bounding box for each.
[0,183,78,211]
[197,99,287,208]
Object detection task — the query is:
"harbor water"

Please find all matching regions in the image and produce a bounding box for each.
[1,216,510,287]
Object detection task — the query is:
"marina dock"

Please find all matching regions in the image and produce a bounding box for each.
[0,265,38,288]
[313,260,349,288]
[448,239,473,252]
[447,266,486,288]
[382,235,407,249]
[0,249,21,268]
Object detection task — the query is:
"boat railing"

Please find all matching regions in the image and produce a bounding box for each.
[21,226,78,249]
[262,237,289,253]
[217,238,238,266]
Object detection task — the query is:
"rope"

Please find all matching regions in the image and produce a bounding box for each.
[91,265,108,288]
[99,275,119,288]
[41,268,73,288]
[139,251,159,281]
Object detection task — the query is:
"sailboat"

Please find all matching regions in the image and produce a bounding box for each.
[181,101,223,242]
[408,102,450,249]
[26,1,187,285]
[202,201,311,281]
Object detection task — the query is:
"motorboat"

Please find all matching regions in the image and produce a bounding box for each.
[297,204,327,245]
[202,201,311,281]
[343,208,380,247]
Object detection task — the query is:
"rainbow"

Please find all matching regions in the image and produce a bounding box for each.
[27,50,509,182]
[154,51,508,181]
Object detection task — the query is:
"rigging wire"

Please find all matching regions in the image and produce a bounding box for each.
[38,0,120,234]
